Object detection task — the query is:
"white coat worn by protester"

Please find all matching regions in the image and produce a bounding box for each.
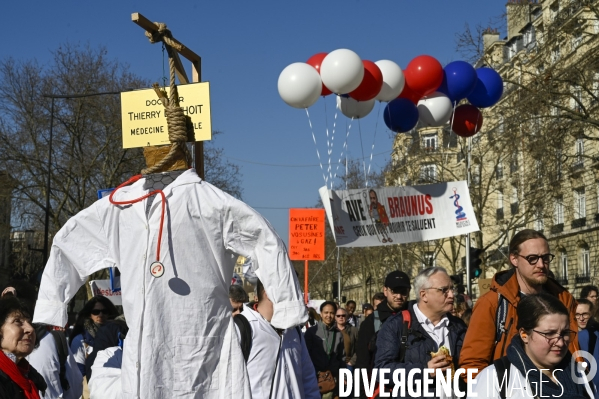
[237,304,320,399]
[88,346,123,399]
[468,364,596,399]
[32,169,308,399]
[27,331,83,399]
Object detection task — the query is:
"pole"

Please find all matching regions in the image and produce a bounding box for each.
[336,247,341,303]
[304,260,309,304]
[42,97,54,263]
[40,91,123,263]
[466,136,472,297]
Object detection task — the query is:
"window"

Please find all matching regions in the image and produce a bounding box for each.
[498,115,504,134]
[575,138,584,165]
[423,252,436,268]
[536,160,543,179]
[550,2,559,21]
[472,164,481,184]
[535,209,544,231]
[523,25,536,48]
[510,155,518,174]
[592,72,599,104]
[581,248,590,275]
[560,251,568,281]
[574,188,586,219]
[554,197,564,224]
[556,148,563,180]
[496,163,504,180]
[511,186,518,205]
[497,191,504,210]
[421,164,436,182]
[551,46,561,63]
[571,85,583,112]
[572,30,583,49]
[422,134,438,151]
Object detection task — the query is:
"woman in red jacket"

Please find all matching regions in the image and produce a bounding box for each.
[0,295,46,398]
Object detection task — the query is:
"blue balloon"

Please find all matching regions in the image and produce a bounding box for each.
[438,61,478,103]
[466,67,504,108]
[383,98,419,133]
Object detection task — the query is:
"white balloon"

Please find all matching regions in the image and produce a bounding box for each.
[375,60,405,102]
[320,49,364,94]
[417,92,453,127]
[277,62,322,109]
[336,96,375,119]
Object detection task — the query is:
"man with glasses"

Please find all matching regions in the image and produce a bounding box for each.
[580,285,599,307]
[459,229,579,377]
[375,267,467,397]
[354,270,411,398]
[575,299,594,330]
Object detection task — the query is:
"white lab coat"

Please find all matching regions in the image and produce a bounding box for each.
[88,346,123,399]
[33,169,308,399]
[27,331,83,399]
[468,363,596,399]
[238,305,320,399]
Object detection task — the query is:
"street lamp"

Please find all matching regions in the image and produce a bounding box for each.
[41,91,121,262]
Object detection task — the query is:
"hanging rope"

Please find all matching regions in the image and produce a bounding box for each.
[141,22,192,175]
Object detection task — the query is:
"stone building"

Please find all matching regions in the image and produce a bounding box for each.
[388,0,599,299]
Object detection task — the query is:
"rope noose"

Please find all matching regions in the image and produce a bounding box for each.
[141,22,193,175]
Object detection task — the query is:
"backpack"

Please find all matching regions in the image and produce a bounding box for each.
[367,309,411,369]
[494,294,513,356]
[233,312,302,363]
[233,313,253,362]
[493,355,511,399]
[49,330,71,392]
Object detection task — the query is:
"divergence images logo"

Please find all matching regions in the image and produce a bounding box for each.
[449,188,470,228]
[571,350,597,385]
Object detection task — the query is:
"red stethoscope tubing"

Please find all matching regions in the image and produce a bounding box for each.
[108,174,166,262]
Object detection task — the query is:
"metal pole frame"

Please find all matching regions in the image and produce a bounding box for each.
[40,91,122,262]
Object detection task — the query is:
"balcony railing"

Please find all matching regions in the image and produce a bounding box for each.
[510,203,519,215]
[555,276,568,286]
[496,208,504,220]
[571,218,586,229]
[575,273,591,284]
[550,223,564,234]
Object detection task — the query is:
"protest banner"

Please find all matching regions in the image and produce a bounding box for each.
[89,279,122,306]
[319,181,479,247]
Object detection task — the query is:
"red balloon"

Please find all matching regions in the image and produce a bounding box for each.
[404,55,444,97]
[349,60,383,101]
[398,79,422,104]
[306,52,333,96]
[451,104,483,137]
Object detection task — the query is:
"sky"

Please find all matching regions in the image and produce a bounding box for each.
[3,1,506,244]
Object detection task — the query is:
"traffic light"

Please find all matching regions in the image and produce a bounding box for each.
[469,247,483,278]
[332,281,339,300]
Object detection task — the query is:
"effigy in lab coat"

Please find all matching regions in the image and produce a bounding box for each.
[33,169,308,399]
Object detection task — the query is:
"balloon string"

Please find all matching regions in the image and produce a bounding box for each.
[366,102,382,186]
[305,108,328,186]
[358,119,368,188]
[323,97,332,189]
[334,116,353,185]
[329,107,339,189]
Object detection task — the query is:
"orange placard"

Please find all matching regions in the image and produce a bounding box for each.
[289,209,325,261]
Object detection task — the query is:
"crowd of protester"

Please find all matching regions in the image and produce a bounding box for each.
[1,228,599,398]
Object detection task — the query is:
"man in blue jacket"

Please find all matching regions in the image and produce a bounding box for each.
[374,267,467,398]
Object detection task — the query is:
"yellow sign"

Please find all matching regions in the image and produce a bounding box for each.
[478,278,493,296]
[120,82,211,148]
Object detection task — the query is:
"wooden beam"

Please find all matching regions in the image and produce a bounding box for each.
[131,12,202,63]
[171,52,189,84]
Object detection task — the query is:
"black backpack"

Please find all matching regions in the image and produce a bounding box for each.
[367,310,411,370]
[233,313,253,362]
[49,330,71,392]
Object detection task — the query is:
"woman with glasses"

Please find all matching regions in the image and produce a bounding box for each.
[69,296,118,378]
[469,292,595,399]
[575,299,594,331]
[335,308,358,371]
